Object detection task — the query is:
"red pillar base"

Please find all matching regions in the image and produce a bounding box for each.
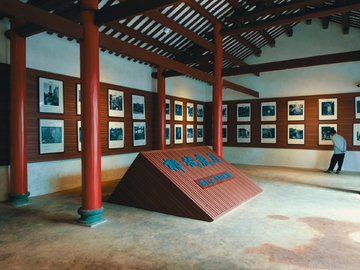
[75,207,106,227]
[8,192,30,207]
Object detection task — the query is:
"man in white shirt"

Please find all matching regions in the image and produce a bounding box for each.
[324,130,347,174]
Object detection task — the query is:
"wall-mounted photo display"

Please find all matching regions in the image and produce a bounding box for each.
[165,99,170,120]
[174,100,183,121]
[353,123,360,146]
[166,124,171,145]
[132,95,145,120]
[237,125,251,143]
[174,124,183,144]
[319,98,337,120]
[261,102,276,121]
[222,104,228,122]
[237,103,251,122]
[222,125,228,143]
[108,121,124,149]
[39,119,64,154]
[186,124,194,143]
[355,96,360,119]
[197,104,204,122]
[197,125,203,143]
[133,122,146,146]
[318,123,337,145]
[76,84,81,115]
[288,100,305,121]
[261,124,276,144]
[77,120,81,151]
[39,77,64,114]
[288,124,305,145]
[186,102,194,122]
[108,89,124,118]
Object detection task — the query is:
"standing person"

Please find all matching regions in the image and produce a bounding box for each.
[324,130,347,174]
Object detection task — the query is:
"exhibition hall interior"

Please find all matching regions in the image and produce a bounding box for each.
[0,0,360,269]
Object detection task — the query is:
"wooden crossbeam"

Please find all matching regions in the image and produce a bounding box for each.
[223,80,259,97]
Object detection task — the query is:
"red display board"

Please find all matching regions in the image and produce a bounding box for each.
[108,146,263,221]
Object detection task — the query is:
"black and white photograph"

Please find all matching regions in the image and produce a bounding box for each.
[39,119,64,154]
[237,125,251,143]
[133,122,146,146]
[197,125,203,143]
[186,102,194,122]
[319,124,337,145]
[222,104,228,122]
[197,104,204,122]
[39,77,64,114]
[109,121,124,149]
[288,100,305,121]
[261,102,276,121]
[319,98,337,120]
[237,103,251,122]
[108,89,124,118]
[223,125,228,143]
[76,84,81,115]
[186,124,194,143]
[174,100,183,121]
[288,124,305,145]
[166,124,171,145]
[174,124,183,144]
[353,123,360,146]
[355,96,360,119]
[166,99,170,120]
[261,124,276,144]
[77,120,81,151]
[132,95,145,120]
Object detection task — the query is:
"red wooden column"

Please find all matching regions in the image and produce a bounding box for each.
[212,23,223,157]
[78,0,105,226]
[157,66,166,150]
[8,18,30,206]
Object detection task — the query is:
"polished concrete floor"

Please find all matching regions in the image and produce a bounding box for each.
[1,165,360,270]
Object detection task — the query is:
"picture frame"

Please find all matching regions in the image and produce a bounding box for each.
[197,125,203,143]
[355,96,360,119]
[237,125,251,143]
[222,125,228,143]
[288,100,305,121]
[133,122,146,147]
[261,124,276,144]
[39,119,64,154]
[77,120,81,152]
[353,123,360,146]
[186,102,194,122]
[186,124,194,143]
[165,99,170,120]
[174,124,183,144]
[288,124,305,145]
[222,104,228,122]
[39,77,64,114]
[108,89,124,118]
[132,95,145,120]
[174,100,183,121]
[166,124,171,145]
[76,83,81,115]
[261,102,276,122]
[318,124,337,145]
[319,98,337,120]
[108,121,124,149]
[197,104,204,122]
[237,103,251,122]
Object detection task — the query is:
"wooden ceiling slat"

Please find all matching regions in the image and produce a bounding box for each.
[187,0,219,24]
[232,35,262,56]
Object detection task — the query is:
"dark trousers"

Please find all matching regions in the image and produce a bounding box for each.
[328,153,345,171]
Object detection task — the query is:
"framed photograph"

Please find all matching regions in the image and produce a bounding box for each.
[76,84,81,115]
[174,100,183,121]
[237,125,251,143]
[39,77,64,114]
[197,104,204,122]
[353,123,360,146]
[288,124,305,145]
[197,125,203,143]
[319,124,337,145]
[166,99,170,120]
[237,103,251,122]
[186,102,194,122]
[319,98,337,120]
[222,104,228,122]
[77,120,81,151]
[261,102,276,121]
[109,121,124,149]
[222,125,228,143]
[39,119,64,154]
[261,124,276,144]
[174,124,183,144]
[108,89,124,118]
[166,124,171,145]
[355,96,360,119]
[288,100,304,121]
[132,95,145,120]
[186,124,194,143]
[133,122,146,147]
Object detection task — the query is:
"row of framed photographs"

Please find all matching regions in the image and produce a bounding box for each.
[224,97,360,122]
[222,123,360,146]
[169,100,204,122]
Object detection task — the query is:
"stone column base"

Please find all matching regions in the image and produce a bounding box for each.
[75,207,106,227]
[8,192,30,207]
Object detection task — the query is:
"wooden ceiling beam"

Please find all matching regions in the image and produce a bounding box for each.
[187,0,219,25]
[232,35,261,56]
[342,12,349,35]
[223,80,259,97]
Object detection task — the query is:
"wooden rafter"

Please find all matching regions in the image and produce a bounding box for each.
[223,80,259,97]
[342,12,349,34]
